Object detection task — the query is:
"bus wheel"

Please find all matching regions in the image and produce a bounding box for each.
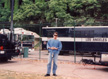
[59,51,64,55]
[59,51,69,55]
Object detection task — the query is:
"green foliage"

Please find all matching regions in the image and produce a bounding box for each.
[98,0,108,20]
[4,0,8,8]
[45,0,72,22]
[35,0,44,3]
[1,0,108,26]
[45,0,101,26]
[0,4,11,22]
[14,0,19,11]
[0,0,4,3]
[13,1,47,23]
[69,0,101,17]
[3,0,10,10]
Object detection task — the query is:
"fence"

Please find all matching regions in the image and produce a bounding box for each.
[0,22,108,63]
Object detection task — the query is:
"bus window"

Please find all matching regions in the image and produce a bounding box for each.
[75,31,81,37]
[56,29,69,37]
[80,30,94,37]
[47,30,55,37]
[102,33,108,37]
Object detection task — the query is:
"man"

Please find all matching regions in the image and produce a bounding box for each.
[45,32,62,76]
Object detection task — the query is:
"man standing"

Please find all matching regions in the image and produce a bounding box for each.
[45,32,62,76]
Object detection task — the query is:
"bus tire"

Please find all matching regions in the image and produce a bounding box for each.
[59,51,64,55]
[59,51,69,55]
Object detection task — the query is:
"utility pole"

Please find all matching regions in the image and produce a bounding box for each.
[55,18,58,27]
[10,0,14,42]
[73,21,76,63]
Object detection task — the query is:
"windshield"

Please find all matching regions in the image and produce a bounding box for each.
[14,34,34,42]
[22,35,34,42]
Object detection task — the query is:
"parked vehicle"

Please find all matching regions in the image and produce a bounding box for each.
[1,28,35,52]
[42,26,108,65]
[0,34,20,61]
[14,28,35,52]
[14,34,35,51]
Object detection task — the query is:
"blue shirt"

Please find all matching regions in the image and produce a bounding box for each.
[47,39,62,53]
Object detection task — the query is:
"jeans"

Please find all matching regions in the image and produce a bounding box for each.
[47,52,58,74]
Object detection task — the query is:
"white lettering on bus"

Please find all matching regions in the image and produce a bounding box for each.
[86,38,107,42]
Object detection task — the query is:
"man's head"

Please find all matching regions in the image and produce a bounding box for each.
[53,32,58,39]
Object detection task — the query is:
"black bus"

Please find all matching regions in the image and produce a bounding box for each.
[42,26,108,54]
[42,26,108,65]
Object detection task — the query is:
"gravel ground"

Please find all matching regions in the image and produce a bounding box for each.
[0,69,79,79]
[0,58,108,79]
[0,50,108,79]
[0,70,64,79]
[0,58,80,79]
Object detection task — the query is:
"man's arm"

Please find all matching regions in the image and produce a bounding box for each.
[47,40,51,49]
[57,41,62,51]
[50,47,58,50]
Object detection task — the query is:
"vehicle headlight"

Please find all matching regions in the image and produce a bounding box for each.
[15,47,18,50]
[0,51,5,54]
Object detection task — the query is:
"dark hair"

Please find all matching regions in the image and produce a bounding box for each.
[53,32,58,35]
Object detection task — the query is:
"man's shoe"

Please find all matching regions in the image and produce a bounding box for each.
[53,74,57,76]
[45,74,50,76]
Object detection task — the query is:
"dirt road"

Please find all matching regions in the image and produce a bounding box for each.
[0,57,108,79]
[0,50,108,79]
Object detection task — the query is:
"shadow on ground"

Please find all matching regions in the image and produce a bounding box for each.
[0,60,17,64]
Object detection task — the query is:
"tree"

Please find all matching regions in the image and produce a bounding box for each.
[7,0,108,25]
[0,4,11,22]
[14,0,19,12]
[13,1,47,23]
[45,0,72,23]
[97,0,108,20]
[69,0,101,17]
[4,0,10,10]
[66,0,101,25]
